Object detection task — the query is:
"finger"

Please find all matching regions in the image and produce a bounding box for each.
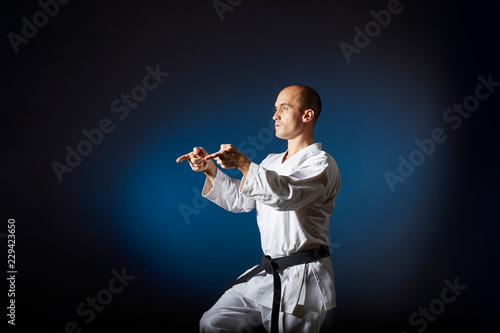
[197,147,210,157]
[192,161,206,169]
[204,151,224,161]
[176,153,192,163]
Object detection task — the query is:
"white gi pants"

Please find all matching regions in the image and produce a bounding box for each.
[200,285,327,333]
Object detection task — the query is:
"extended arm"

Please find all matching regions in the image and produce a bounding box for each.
[176,147,217,187]
[177,145,255,213]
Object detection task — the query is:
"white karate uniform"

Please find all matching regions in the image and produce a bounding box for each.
[200,143,341,332]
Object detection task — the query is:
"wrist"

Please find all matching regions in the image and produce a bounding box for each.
[203,161,217,176]
[238,155,251,177]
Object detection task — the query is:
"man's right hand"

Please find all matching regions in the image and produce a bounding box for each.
[176,147,214,173]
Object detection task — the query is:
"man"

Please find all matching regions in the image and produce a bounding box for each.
[176,85,341,332]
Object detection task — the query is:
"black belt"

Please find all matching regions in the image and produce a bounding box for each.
[221,245,330,333]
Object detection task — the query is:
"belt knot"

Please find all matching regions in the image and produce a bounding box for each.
[262,255,278,274]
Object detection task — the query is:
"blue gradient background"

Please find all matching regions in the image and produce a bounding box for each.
[2,0,500,332]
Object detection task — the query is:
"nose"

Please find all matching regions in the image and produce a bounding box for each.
[273,109,280,121]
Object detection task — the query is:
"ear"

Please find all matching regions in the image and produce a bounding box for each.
[302,109,315,123]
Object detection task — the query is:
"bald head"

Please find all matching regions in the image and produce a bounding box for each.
[286,85,322,126]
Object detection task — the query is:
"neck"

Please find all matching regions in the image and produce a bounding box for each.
[284,132,315,161]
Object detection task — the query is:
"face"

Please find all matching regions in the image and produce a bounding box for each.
[273,86,311,140]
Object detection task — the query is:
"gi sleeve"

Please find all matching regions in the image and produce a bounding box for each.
[202,168,256,213]
[240,156,338,211]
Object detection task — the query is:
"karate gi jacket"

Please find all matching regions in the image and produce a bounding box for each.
[203,143,341,314]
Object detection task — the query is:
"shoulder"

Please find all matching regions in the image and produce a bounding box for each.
[299,148,340,183]
[300,147,336,168]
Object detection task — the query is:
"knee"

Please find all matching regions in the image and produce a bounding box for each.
[200,310,254,333]
[199,311,217,333]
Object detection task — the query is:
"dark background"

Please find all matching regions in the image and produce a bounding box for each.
[2,0,499,332]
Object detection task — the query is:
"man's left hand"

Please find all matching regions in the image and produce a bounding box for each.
[205,144,251,175]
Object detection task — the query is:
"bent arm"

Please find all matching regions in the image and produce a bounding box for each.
[203,168,256,213]
[240,159,339,211]
[203,160,218,189]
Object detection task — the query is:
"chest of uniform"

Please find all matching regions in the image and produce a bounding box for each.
[265,156,305,176]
